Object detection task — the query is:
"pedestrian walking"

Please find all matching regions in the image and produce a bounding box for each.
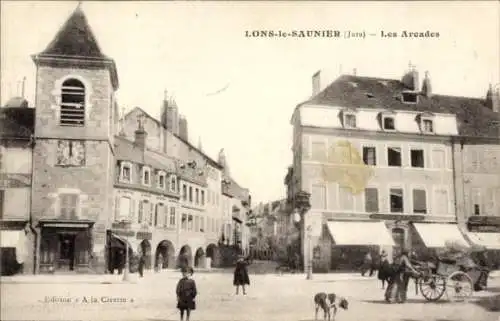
[233,255,250,295]
[176,266,197,321]
[138,255,145,278]
[385,248,420,303]
[377,250,390,289]
[361,251,373,276]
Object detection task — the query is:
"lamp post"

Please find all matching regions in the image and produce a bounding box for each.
[292,190,312,280]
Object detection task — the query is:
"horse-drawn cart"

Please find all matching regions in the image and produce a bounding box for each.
[414,244,490,302]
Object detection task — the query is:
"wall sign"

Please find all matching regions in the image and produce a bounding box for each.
[369,214,425,221]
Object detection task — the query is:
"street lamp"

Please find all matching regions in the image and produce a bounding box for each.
[292,191,312,280]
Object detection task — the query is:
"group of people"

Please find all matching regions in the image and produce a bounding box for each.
[176,254,251,321]
[361,249,422,303]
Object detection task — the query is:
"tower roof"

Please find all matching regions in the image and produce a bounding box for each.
[33,5,119,89]
[41,5,105,59]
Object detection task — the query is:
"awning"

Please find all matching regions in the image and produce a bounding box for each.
[0,230,28,264]
[466,232,500,250]
[326,221,395,246]
[413,223,469,248]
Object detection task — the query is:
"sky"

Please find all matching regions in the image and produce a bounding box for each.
[1,1,499,205]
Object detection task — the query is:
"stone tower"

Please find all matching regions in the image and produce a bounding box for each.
[30,5,119,274]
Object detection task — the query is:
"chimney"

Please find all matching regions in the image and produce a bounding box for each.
[134,114,147,149]
[178,115,188,141]
[160,90,179,134]
[312,70,321,96]
[421,71,432,97]
[401,62,419,91]
[485,84,500,113]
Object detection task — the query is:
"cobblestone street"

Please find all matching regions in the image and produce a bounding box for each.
[2,271,499,321]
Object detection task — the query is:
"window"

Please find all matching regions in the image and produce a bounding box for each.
[189,186,193,203]
[339,186,354,211]
[142,167,151,185]
[412,189,427,214]
[201,190,205,206]
[120,162,131,183]
[169,207,176,226]
[472,188,481,215]
[195,188,199,205]
[344,113,357,128]
[170,175,177,192]
[149,202,154,226]
[182,184,187,201]
[411,149,425,168]
[390,188,404,213]
[194,216,200,232]
[200,217,205,232]
[485,188,496,215]
[157,172,166,189]
[435,189,450,216]
[432,149,445,169]
[207,217,212,232]
[383,117,395,130]
[181,213,188,230]
[119,197,131,220]
[207,190,211,204]
[311,141,326,161]
[60,78,85,126]
[422,119,434,133]
[60,193,78,219]
[311,184,326,209]
[188,215,193,231]
[388,147,402,167]
[364,188,379,212]
[401,91,418,104]
[138,200,149,224]
[155,203,164,226]
[363,147,377,166]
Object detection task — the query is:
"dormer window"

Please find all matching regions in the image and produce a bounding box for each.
[417,112,435,134]
[142,166,151,186]
[341,109,357,129]
[401,91,418,104]
[119,161,132,183]
[169,175,178,193]
[383,116,396,130]
[157,171,166,189]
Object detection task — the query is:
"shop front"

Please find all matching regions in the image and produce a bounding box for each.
[107,223,153,273]
[0,226,30,275]
[322,220,395,271]
[465,216,500,269]
[37,220,94,274]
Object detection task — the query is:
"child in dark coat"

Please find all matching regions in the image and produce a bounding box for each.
[176,267,197,321]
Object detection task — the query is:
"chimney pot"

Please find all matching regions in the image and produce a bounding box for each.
[312,70,321,96]
[486,84,500,113]
[422,71,432,97]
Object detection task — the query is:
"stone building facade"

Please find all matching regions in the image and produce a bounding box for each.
[2,5,251,274]
[287,67,500,272]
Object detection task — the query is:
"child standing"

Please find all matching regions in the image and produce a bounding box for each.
[176,266,197,321]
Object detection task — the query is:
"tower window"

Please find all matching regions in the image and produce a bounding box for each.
[60,79,85,126]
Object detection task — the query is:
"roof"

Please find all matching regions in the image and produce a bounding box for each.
[33,6,119,90]
[0,107,35,139]
[126,107,223,169]
[222,176,249,201]
[114,136,176,172]
[301,74,500,139]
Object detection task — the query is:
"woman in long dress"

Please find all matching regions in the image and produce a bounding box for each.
[233,255,250,295]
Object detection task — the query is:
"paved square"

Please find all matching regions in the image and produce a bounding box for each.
[1,272,499,321]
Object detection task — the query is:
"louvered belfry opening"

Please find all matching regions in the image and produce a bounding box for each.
[60,78,85,126]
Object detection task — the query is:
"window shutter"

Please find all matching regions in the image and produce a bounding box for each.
[114,196,120,221]
[150,202,154,225]
[129,199,135,221]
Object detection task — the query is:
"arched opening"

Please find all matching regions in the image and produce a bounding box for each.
[206,243,218,268]
[60,78,85,126]
[139,240,152,270]
[194,247,205,268]
[155,240,175,270]
[108,236,133,274]
[177,245,192,269]
[392,228,406,256]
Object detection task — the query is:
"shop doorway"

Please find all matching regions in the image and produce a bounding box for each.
[58,234,76,271]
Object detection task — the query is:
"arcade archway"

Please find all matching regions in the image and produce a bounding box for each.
[206,243,218,268]
[177,245,192,268]
[194,247,205,268]
[155,240,175,269]
[139,240,152,270]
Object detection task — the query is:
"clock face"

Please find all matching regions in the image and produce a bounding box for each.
[56,140,85,166]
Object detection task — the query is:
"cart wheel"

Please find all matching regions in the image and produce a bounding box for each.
[445,271,474,302]
[419,275,446,301]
